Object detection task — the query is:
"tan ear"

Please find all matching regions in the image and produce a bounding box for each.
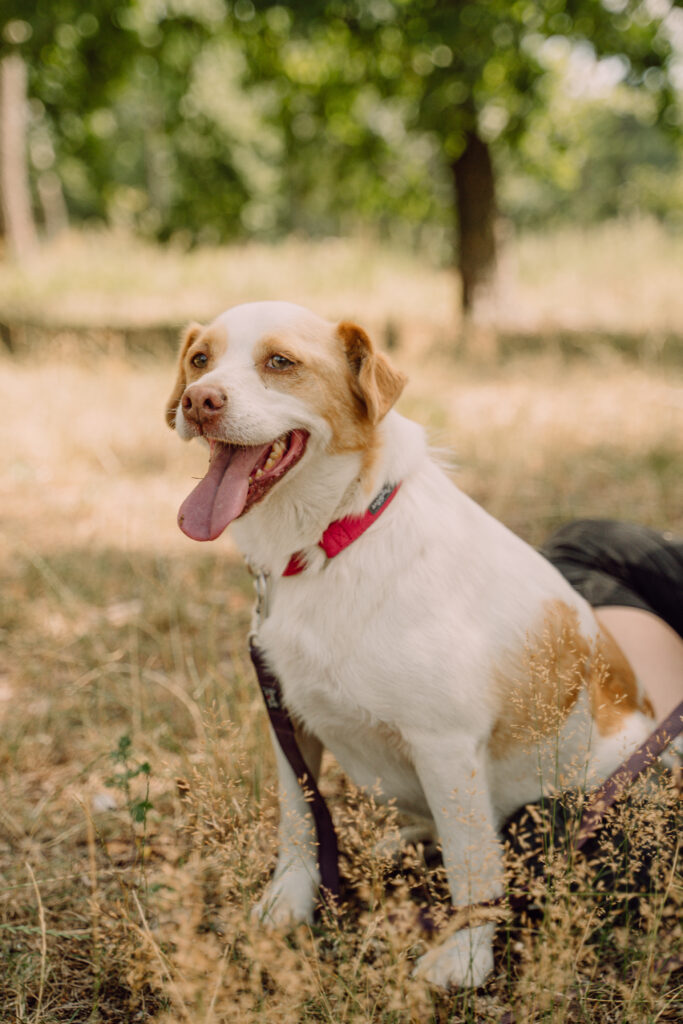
[337,321,407,425]
[165,322,203,428]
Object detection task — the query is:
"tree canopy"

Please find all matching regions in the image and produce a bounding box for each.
[1,1,682,267]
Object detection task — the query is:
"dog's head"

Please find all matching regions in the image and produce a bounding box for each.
[166,301,406,541]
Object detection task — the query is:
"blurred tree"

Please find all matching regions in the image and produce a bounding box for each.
[0,1,279,241]
[500,44,683,228]
[1,0,681,330]
[0,1,142,237]
[0,51,37,260]
[243,0,682,325]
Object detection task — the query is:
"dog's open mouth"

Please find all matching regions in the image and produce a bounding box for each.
[178,429,309,541]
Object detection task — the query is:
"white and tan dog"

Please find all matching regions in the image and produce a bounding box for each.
[166,301,655,989]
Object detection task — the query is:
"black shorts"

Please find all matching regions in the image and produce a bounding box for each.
[540,519,683,641]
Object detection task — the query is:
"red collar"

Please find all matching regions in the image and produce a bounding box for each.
[283,482,401,576]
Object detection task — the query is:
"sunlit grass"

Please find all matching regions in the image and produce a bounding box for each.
[1,219,683,349]
[1,346,680,562]
[0,230,453,344]
[509,218,683,336]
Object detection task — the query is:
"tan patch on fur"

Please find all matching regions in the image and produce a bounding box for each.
[489,599,652,758]
[254,322,405,492]
[165,323,228,428]
[489,600,588,758]
[337,321,407,426]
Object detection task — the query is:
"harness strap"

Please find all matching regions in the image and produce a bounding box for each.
[249,639,340,899]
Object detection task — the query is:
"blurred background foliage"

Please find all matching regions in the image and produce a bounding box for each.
[0,0,682,313]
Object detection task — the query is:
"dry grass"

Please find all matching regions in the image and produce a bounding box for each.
[1,234,682,1022]
[0,230,452,349]
[1,219,683,351]
[508,220,683,337]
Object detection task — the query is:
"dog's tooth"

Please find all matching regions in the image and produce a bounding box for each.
[255,468,264,479]
[263,444,284,472]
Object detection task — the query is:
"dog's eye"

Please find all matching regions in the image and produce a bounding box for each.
[191,352,208,368]
[266,354,295,370]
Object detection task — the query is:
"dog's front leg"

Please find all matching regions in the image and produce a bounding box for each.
[252,726,323,928]
[411,736,502,989]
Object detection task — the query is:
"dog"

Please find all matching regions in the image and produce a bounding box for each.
[166,300,656,989]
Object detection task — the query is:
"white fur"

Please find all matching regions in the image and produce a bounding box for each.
[171,301,655,989]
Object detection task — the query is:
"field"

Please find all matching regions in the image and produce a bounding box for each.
[1,226,682,1022]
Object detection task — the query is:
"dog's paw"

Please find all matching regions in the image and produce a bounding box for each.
[251,870,317,929]
[413,924,494,990]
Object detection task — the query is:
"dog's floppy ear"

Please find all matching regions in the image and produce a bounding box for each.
[165,322,203,428]
[337,321,407,425]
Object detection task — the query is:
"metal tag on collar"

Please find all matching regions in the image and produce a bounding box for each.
[368,481,396,515]
[253,570,272,626]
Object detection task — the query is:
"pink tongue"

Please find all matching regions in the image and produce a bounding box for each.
[178,443,270,541]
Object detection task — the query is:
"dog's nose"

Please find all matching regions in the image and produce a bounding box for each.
[181,385,227,428]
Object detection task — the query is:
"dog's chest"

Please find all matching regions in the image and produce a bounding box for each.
[260,569,435,724]
[260,598,401,737]
[255,550,505,742]
[255,577,435,813]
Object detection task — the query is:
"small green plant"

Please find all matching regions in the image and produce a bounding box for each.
[106,734,153,893]
[107,734,153,826]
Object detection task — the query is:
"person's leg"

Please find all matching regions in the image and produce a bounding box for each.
[595,606,683,721]
[541,520,683,722]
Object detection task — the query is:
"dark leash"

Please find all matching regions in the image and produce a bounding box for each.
[250,628,682,922]
[249,639,341,899]
[574,699,682,851]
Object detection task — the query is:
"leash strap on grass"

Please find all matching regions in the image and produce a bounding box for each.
[417,699,683,939]
[574,697,683,852]
[249,638,341,900]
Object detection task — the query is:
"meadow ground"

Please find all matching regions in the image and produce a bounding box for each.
[0,226,682,1022]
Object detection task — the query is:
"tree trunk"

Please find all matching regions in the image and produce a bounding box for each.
[37,171,68,238]
[451,129,497,328]
[0,54,37,261]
